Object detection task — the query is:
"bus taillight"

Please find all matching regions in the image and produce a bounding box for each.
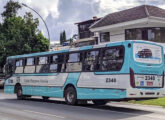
[130,68,135,88]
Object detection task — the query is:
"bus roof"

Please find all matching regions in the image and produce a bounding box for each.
[7,40,162,59]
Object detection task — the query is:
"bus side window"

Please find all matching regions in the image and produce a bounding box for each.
[15,59,24,73]
[50,54,64,73]
[24,57,36,73]
[102,46,124,71]
[36,56,49,73]
[83,50,101,71]
[65,52,83,72]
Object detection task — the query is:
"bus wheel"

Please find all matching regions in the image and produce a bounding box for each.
[42,96,49,101]
[64,87,77,105]
[16,86,24,100]
[92,100,107,106]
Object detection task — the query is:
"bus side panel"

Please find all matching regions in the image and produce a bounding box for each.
[76,73,129,99]
[63,72,81,90]
[5,73,68,98]
[22,73,81,98]
[20,73,68,98]
[22,86,64,98]
[77,88,126,100]
[4,85,14,94]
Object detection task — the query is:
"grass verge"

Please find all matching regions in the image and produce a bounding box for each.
[128,98,165,107]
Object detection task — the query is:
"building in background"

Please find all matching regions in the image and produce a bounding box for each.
[74,16,101,47]
[55,5,165,49]
[50,42,70,51]
[90,5,165,50]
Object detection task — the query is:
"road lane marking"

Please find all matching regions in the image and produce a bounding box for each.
[23,110,65,119]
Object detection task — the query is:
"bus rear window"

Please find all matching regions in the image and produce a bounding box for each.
[133,43,162,64]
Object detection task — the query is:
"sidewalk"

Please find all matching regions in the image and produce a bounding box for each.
[109,102,165,114]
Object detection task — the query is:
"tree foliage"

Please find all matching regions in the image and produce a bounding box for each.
[0,0,49,69]
[60,30,66,45]
[1,0,21,19]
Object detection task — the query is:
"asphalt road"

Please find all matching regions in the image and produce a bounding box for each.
[0,89,165,120]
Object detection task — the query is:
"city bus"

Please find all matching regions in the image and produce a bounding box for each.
[4,40,165,105]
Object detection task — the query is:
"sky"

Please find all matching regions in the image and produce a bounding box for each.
[0,0,165,44]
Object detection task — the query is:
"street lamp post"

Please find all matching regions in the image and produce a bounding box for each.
[22,3,50,49]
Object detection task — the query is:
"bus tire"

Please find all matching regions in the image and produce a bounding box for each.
[42,96,49,101]
[16,86,24,100]
[92,100,107,106]
[64,87,77,105]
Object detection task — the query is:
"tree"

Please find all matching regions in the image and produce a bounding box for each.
[0,0,49,68]
[60,32,63,45]
[1,0,21,19]
[63,31,66,42]
[60,30,67,45]
[69,38,73,44]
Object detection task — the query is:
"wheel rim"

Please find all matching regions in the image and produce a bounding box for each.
[67,91,74,103]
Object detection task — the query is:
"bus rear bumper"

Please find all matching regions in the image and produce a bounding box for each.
[126,88,165,98]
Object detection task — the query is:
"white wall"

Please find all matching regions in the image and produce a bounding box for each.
[110,30,125,42]
[97,29,125,43]
[157,43,165,54]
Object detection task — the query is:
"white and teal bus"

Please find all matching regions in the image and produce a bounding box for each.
[4,40,165,105]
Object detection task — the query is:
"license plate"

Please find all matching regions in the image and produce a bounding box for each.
[135,75,162,87]
[147,82,153,86]
[145,75,155,80]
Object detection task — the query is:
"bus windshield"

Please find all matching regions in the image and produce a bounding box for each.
[133,43,162,64]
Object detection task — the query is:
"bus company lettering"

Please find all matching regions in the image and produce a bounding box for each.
[24,79,48,84]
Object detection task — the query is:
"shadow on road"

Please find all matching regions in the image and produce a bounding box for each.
[0,97,153,117]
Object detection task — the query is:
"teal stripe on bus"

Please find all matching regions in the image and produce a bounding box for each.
[13,73,59,76]
[7,49,69,59]
[79,45,93,50]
